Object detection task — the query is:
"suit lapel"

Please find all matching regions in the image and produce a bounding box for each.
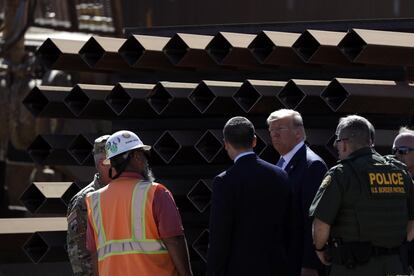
[285,144,306,175]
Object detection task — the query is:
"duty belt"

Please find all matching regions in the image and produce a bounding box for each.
[329,238,402,269]
[371,246,400,256]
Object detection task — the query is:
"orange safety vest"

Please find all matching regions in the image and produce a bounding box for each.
[85,177,178,276]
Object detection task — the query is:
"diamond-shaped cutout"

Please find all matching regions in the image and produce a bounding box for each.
[20,184,45,214]
[23,232,49,263]
[188,82,216,113]
[153,132,182,164]
[321,79,350,112]
[67,135,93,165]
[20,182,77,214]
[106,84,132,115]
[23,231,67,264]
[61,183,81,206]
[206,33,232,64]
[192,229,209,263]
[64,85,90,117]
[338,30,367,61]
[255,129,276,162]
[36,38,61,68]
[27,136,51,164]
[147,83,173,115]
[118,36,145,66]
[248,31,275,63]
[23,87,48,116]
[326,134,338,159]
[292,31,320,62]
[277,80,306,110]
[254,132,268,157]
[194,130,223,163]
[187,179,212,213]
[79,37,105,68]
[163,34,189,65]
[233,81,262,113]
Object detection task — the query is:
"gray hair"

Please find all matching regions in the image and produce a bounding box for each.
[267,109,306,139]
[398,126,414,135]
[336,115,373,149]
[142,157,155,182]
[267,109,303,127]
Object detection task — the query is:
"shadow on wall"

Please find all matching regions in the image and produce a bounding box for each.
[0,262,74,276]
[122,0,412,27]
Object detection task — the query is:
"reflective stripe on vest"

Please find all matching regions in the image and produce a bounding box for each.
[91,192,106,245]
[89,180,167,261]
[132,180,151,240]
[97,240,167,260]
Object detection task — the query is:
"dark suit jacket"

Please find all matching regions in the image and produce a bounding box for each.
[284,144,327,276]
[207,153,292,276]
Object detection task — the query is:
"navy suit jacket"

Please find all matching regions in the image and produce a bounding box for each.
[207,153,292,276]
[284,144,327,276]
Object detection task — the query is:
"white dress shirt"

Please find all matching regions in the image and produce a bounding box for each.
[279,141,305,170]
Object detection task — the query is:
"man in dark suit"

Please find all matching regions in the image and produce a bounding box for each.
[267,109,328,276]
[207,116,292,276]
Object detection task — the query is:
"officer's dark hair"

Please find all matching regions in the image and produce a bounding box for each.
[337,115,373,149]
[223,116,255,149]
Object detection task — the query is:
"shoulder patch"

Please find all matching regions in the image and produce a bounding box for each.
[321,175,332,188]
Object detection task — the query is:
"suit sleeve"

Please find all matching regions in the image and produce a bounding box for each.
[207,174,234,276]
[302,160,327,269]
[310,169,342,224]
[282,174,294,254]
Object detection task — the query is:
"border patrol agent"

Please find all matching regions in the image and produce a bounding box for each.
[310,115,414,276]
[85,130,192,276]
[392,126,414,273]
[67,135,111,276]
[393,127,414,177]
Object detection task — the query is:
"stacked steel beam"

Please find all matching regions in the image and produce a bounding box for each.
[15,26,414,275]
[0,217,68,263]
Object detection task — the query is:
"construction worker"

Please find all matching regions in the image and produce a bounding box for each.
[310,115,414,276]
[67,134,111,276]
[85,130,192,276]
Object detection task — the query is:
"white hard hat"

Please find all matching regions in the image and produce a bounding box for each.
[104,130,151,163]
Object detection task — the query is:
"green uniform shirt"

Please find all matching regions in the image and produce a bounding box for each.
[66,174,103,276]
[310,147,414,246]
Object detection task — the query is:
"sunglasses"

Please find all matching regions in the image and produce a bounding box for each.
[392,146,414,155]
[334,137,349,145]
